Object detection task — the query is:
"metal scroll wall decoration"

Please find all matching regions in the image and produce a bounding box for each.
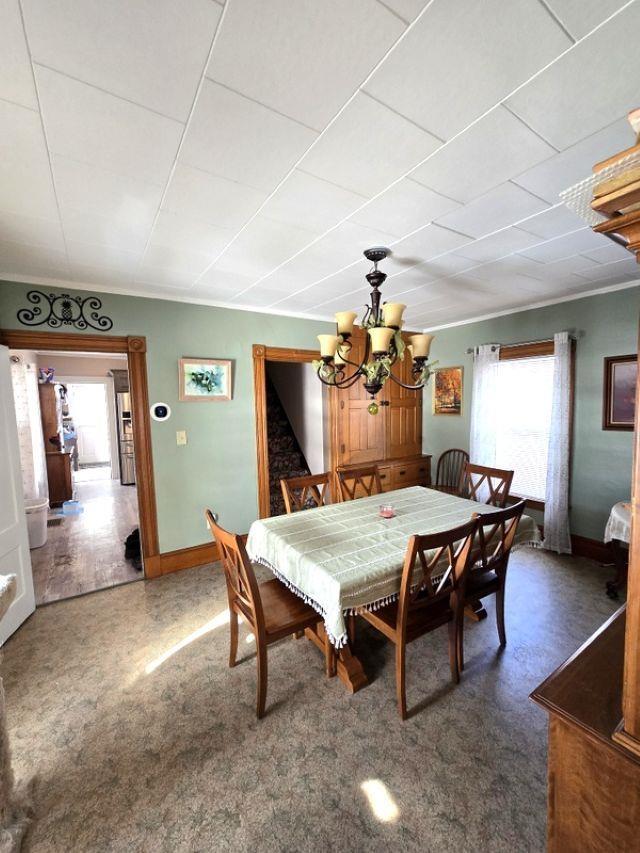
[17,290,114,331]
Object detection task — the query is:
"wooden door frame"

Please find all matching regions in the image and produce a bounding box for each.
[253,344,325,518]
[0,329,162,576]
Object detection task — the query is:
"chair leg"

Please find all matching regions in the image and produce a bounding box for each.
[256,643,268,719]
[496,585,507,647]
[229,608,239,668]
[456,609,465,673]
[448,618,460,684]
[395,641,407,720]
[292,630,304,640]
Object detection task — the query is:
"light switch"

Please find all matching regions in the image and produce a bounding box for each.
[176,430,187,446]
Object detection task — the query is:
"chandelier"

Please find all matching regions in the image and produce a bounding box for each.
[315,247,435,410]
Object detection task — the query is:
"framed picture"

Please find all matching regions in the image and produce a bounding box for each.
[433,366,463,416]
[179,358,232,402]
[603,354,637,430]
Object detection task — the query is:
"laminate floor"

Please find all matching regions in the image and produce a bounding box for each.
[30,478,141,605]
[3,548,619,852]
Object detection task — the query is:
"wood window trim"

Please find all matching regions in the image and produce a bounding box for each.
[1,328,162,576]
[253,344,322,519]
[497,338,576,511]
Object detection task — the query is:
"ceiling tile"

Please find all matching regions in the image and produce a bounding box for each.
[206,0,404,130]
[299,92,441,197]
[379,0,431,23]
[60,208,152,254]
[66,241,142,273]
[52,155,163,224]
[506,3,640,150]
[22,0,221,121]
[517,205,586,240]
[388,223,473,272]
[180,80,317,192]
[134,267,195,290]
[452,227,541,263]
[140,243,212,278]
[512,117,632,203]
[410,105,556,203]
[581,242,633,264]
[0,211,65,251]
[260,170,366,234]
[512,254,600,280]
[149,210,232,258]
[69,263,134,288]
[574,256,640,282]
[349,178,459,237]
[519,228,608,263]
[0,0,38,109]
[363,0,570,140]
[214,215,320,284]
[544,0,630,39]
[0,239,69,277]
[0,100,59,220]
[435,182,548,239]
[162,164,267,230]
[36,66,183,185]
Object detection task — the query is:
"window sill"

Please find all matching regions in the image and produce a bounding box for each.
[509,494,545,512]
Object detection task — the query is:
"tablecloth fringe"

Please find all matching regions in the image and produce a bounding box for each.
[252,556,350,648]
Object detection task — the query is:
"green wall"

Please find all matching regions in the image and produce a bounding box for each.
[424,285,640,541]
[0,281,331,552]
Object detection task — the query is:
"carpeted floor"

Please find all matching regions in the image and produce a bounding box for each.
[2,549,619,852]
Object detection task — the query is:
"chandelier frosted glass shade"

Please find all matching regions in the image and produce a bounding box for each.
[314,247,435,400]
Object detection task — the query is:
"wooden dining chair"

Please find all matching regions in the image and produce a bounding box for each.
[205,510,323,719]
[433,448,469,495]
[461,462,514,507]
[280,472,332,514]
[337,465,382,501]
[457,500,526,671]
[358,518,479,719]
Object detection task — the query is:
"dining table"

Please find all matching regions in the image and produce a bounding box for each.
[246,485,541,692]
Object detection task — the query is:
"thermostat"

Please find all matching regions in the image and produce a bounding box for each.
[150,402,172,422]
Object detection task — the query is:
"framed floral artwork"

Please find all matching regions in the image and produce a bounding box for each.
[603,354,636,430]
[433,366,463,415]
[179,358,232,402]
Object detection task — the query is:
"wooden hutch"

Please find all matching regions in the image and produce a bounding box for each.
[531,111,640,850]
[328,326,431,493]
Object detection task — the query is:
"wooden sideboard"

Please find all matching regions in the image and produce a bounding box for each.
[531,607,640,851]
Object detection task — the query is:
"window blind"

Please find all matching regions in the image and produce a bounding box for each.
[494,355,555,502]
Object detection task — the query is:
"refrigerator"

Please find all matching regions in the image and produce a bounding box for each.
[116,391,136,486]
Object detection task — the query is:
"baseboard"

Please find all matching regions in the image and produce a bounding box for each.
[144,542,219,578]
[571,534,612,564]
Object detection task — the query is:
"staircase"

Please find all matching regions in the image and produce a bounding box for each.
[266,375,310,516]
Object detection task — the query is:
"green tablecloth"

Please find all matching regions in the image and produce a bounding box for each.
[246,486,541,647]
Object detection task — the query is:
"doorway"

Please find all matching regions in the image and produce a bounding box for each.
[9,350,142,604]
[253,344,331,518]
[0,330,159,621]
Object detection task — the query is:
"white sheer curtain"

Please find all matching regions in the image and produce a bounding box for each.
[542,332,572,554]
[470,344,501,467]
[10,354,48,501]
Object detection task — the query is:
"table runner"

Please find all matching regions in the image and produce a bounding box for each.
[247,486,541,647]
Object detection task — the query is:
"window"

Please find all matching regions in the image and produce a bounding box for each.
[494,343,558,503]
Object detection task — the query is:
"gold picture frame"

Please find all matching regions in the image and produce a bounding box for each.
[432,366,463,416]
[179,358,232,402]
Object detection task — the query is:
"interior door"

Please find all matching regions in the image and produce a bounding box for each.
[0,347,36,643]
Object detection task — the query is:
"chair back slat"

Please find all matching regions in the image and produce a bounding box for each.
[436,448,469,493]
[337,465,382,501]
[397,518,479,633]
[461,462,514,507]
[205,510,265,636]
[472,500,525,575]
[281,472,332,514]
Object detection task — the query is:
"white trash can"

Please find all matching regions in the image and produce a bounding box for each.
[25,497,49,549]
